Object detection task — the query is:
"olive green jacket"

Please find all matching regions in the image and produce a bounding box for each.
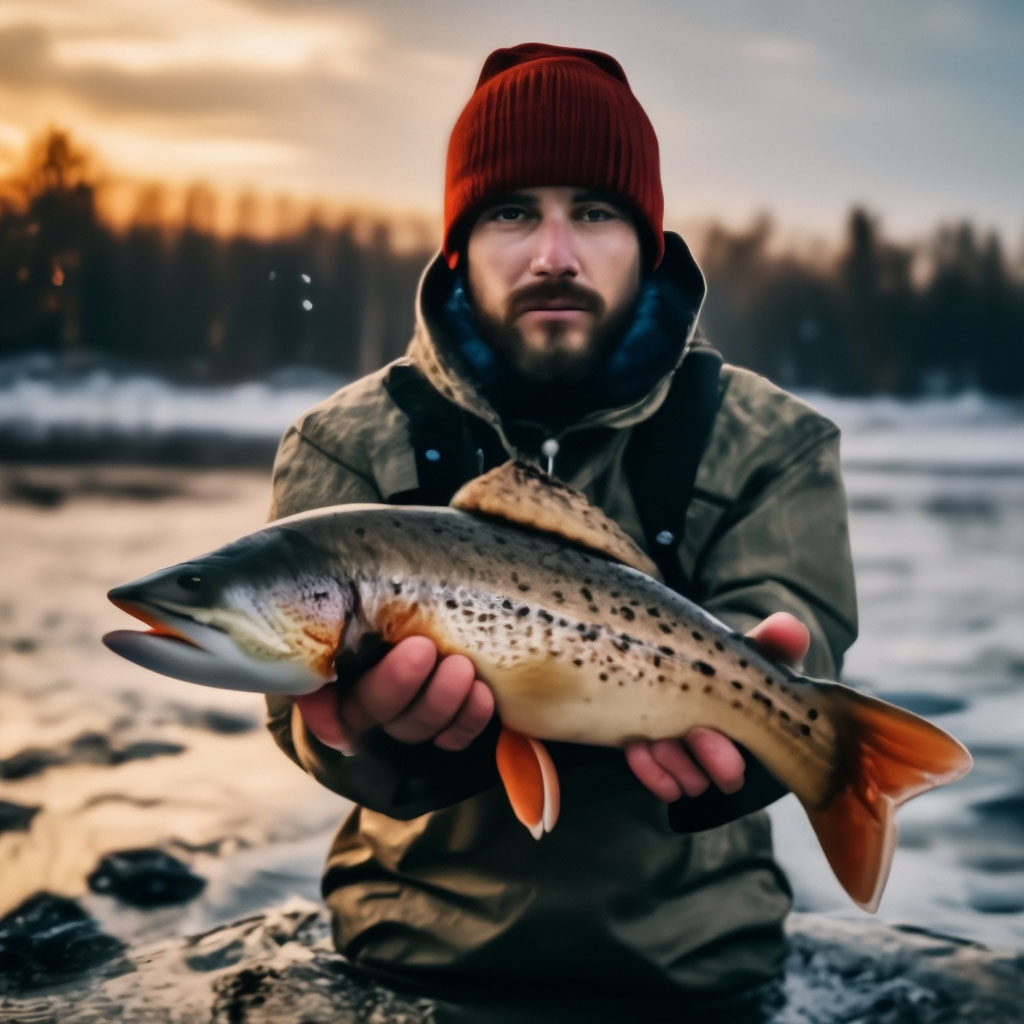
[265,234,858,1004]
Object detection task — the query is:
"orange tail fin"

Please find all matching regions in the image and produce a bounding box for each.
[801,685,972,913]
[496,726,560,840]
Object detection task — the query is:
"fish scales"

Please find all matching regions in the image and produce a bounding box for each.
[103,462,973,912]
[299,505,842,808]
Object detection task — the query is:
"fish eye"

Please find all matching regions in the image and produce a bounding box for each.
[177,574,203,590]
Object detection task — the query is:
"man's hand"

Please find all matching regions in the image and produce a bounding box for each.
[294,636,495,756]
[624,612,810,802]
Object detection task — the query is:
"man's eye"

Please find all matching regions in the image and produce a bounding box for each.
[580,207,616,222]
[492,207,528,222]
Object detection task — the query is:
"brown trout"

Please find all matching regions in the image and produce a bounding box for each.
[103,461,972,912]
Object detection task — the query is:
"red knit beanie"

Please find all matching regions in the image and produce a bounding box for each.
[443,42,664,270]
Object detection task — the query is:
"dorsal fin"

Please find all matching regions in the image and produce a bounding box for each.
[451,461,659,578]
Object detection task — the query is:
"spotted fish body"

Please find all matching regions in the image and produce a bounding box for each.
[342,505,839,807]
[104,462,972,913]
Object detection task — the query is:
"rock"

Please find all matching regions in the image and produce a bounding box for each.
[0,731,185,780]
[0,904,1021,1023]
[87,849,206,907]
[0,893,126,993]
[0,799,40,834]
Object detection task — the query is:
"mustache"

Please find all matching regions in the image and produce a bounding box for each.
[507,281,605,320]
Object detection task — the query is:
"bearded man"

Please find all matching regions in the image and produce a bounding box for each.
[266,42,857,1022]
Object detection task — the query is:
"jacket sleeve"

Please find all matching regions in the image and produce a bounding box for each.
[667,424,859,832]
[265,424,500,820]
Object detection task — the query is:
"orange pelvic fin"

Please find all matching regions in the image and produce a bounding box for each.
[496,726,560,840]
[803,684,973,913]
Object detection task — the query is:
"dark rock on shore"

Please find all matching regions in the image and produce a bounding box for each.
[0,893,126,994]
[87,849,207,907]
[0,800,40,834]
[0,730,185,781]
[1,902,1021,1024]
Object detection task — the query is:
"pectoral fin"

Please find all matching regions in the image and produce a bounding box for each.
[496,726,560,839]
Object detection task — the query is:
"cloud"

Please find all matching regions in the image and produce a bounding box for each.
[738,35,823,70]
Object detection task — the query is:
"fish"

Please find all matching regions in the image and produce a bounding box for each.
[103,460,972,913]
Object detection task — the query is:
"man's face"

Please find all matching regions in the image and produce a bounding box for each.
[465,186,642,384]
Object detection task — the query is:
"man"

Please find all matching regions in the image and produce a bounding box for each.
[266,43,857,1021]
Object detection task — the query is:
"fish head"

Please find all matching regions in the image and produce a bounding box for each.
[103,528,352,694]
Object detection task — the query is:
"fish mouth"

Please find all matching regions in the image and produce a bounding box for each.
[103,594,327,696]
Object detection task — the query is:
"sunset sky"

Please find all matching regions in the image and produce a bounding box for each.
[1,0,1021,243]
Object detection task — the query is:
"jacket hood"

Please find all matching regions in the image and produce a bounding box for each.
[407,231,707,444]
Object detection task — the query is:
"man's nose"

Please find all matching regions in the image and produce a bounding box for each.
[529,218,579,277]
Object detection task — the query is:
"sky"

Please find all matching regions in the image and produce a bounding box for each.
[0,0,1021,244]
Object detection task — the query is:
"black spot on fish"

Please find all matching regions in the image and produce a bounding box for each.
[511,572,519,583]
[516,606,530,618]
[558,618,568,627]
[588,604,599,614]
[354,527,365,537]
[808,708,819,720]
[692,631,704,642]
[800,724,812,736]
[538,610,554,623]
[576,622,587,633]
[392,582,402,595]
[446,599,458,609]
[765,677,774,687]
[652,655,661,668]
[553,591,564,603]
[646,607,660,617]
[583,628,600,642]
[620,606,635,621]
[658,645,675,657]
[779,710,790,722]
[518,583,531,592]
[704,684,713,695]
[478,613,488,622]
[657,675,665,683]
[312,591,328,601]
[580,587,593,602]
[731,680,743,690]
[693,661,716,676]
[502,599,514,611]
[610,590,621,599]
[616,639,630,652]
[573,658,583,667]
[714,641,725,652]
[600,672,608,681]
[732,700,743,710]
[659,623,673,634]
[739,659,748,669]
[680,683,690,692]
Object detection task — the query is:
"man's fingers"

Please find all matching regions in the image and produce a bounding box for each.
[433,680,496,751]
[648,739,711,798]
[745,611,809,666]
[295,682,353,754]
[625,741,684,802]
[344,635,439,734]
[684,727,746,794]
[382,653,477,744]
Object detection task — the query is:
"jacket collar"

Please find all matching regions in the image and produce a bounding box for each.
[406,231,707,448]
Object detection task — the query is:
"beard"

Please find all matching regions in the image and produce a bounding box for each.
[472,279,636,386]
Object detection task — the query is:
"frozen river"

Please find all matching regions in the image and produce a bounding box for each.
[2,360,1022,951]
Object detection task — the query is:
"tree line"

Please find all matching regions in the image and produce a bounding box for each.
[2,131,1022,396]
